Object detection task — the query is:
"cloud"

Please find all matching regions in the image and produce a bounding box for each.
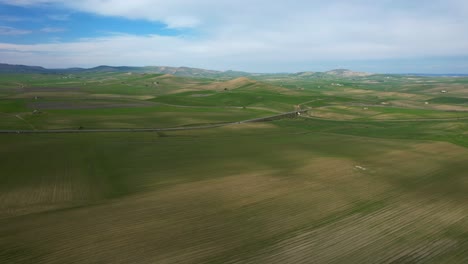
[164,16,200,29]
[0,25,467,71]
[47,14,70,21]
[0,15,26,22]
[0,0,52,6]
[40,27,66,33]
[0,0,467,72]
[0,26,32,35]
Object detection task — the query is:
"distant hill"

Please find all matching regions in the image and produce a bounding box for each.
[85,65,142,73]
[292,69,372,78]
[324,69,373,77]
[402,73,468,77]
[0,63,375,78]
[81,65,253,78]
[0,63,49,73]
[144,66,226,77]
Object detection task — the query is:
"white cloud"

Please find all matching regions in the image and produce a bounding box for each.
[0,24,466,70]
[0,15,26,22]
[164,16,200,29]
[0,0,52,6]
[0,0,467,72]
[40,27,66,33]
[47,14,70,21]
[0,26,31,35]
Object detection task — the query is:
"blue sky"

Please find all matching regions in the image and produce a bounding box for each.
[0,3,187,44]
[0,0,467,73]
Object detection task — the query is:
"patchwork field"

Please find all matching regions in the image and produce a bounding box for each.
[1,72,468,263]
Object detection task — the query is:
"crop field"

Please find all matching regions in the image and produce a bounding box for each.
[1,72,468,263]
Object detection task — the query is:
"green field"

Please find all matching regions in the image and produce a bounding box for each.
[1,72,468,263]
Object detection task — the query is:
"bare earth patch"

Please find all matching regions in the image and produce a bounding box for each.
[89,94,156,100]
[222,122,277,130]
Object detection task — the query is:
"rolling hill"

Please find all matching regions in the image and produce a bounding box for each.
[0,63,375,79]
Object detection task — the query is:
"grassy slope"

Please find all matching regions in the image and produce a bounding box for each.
[1,73,468,263]
[1,73,468,129]
[1,126,468,263]
[0,73,279,130]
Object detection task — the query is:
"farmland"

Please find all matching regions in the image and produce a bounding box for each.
[1,70,468,263]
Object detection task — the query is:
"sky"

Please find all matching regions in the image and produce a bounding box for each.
[0,0,467,73]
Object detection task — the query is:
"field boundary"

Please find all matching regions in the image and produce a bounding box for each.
[0,110,307,134]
